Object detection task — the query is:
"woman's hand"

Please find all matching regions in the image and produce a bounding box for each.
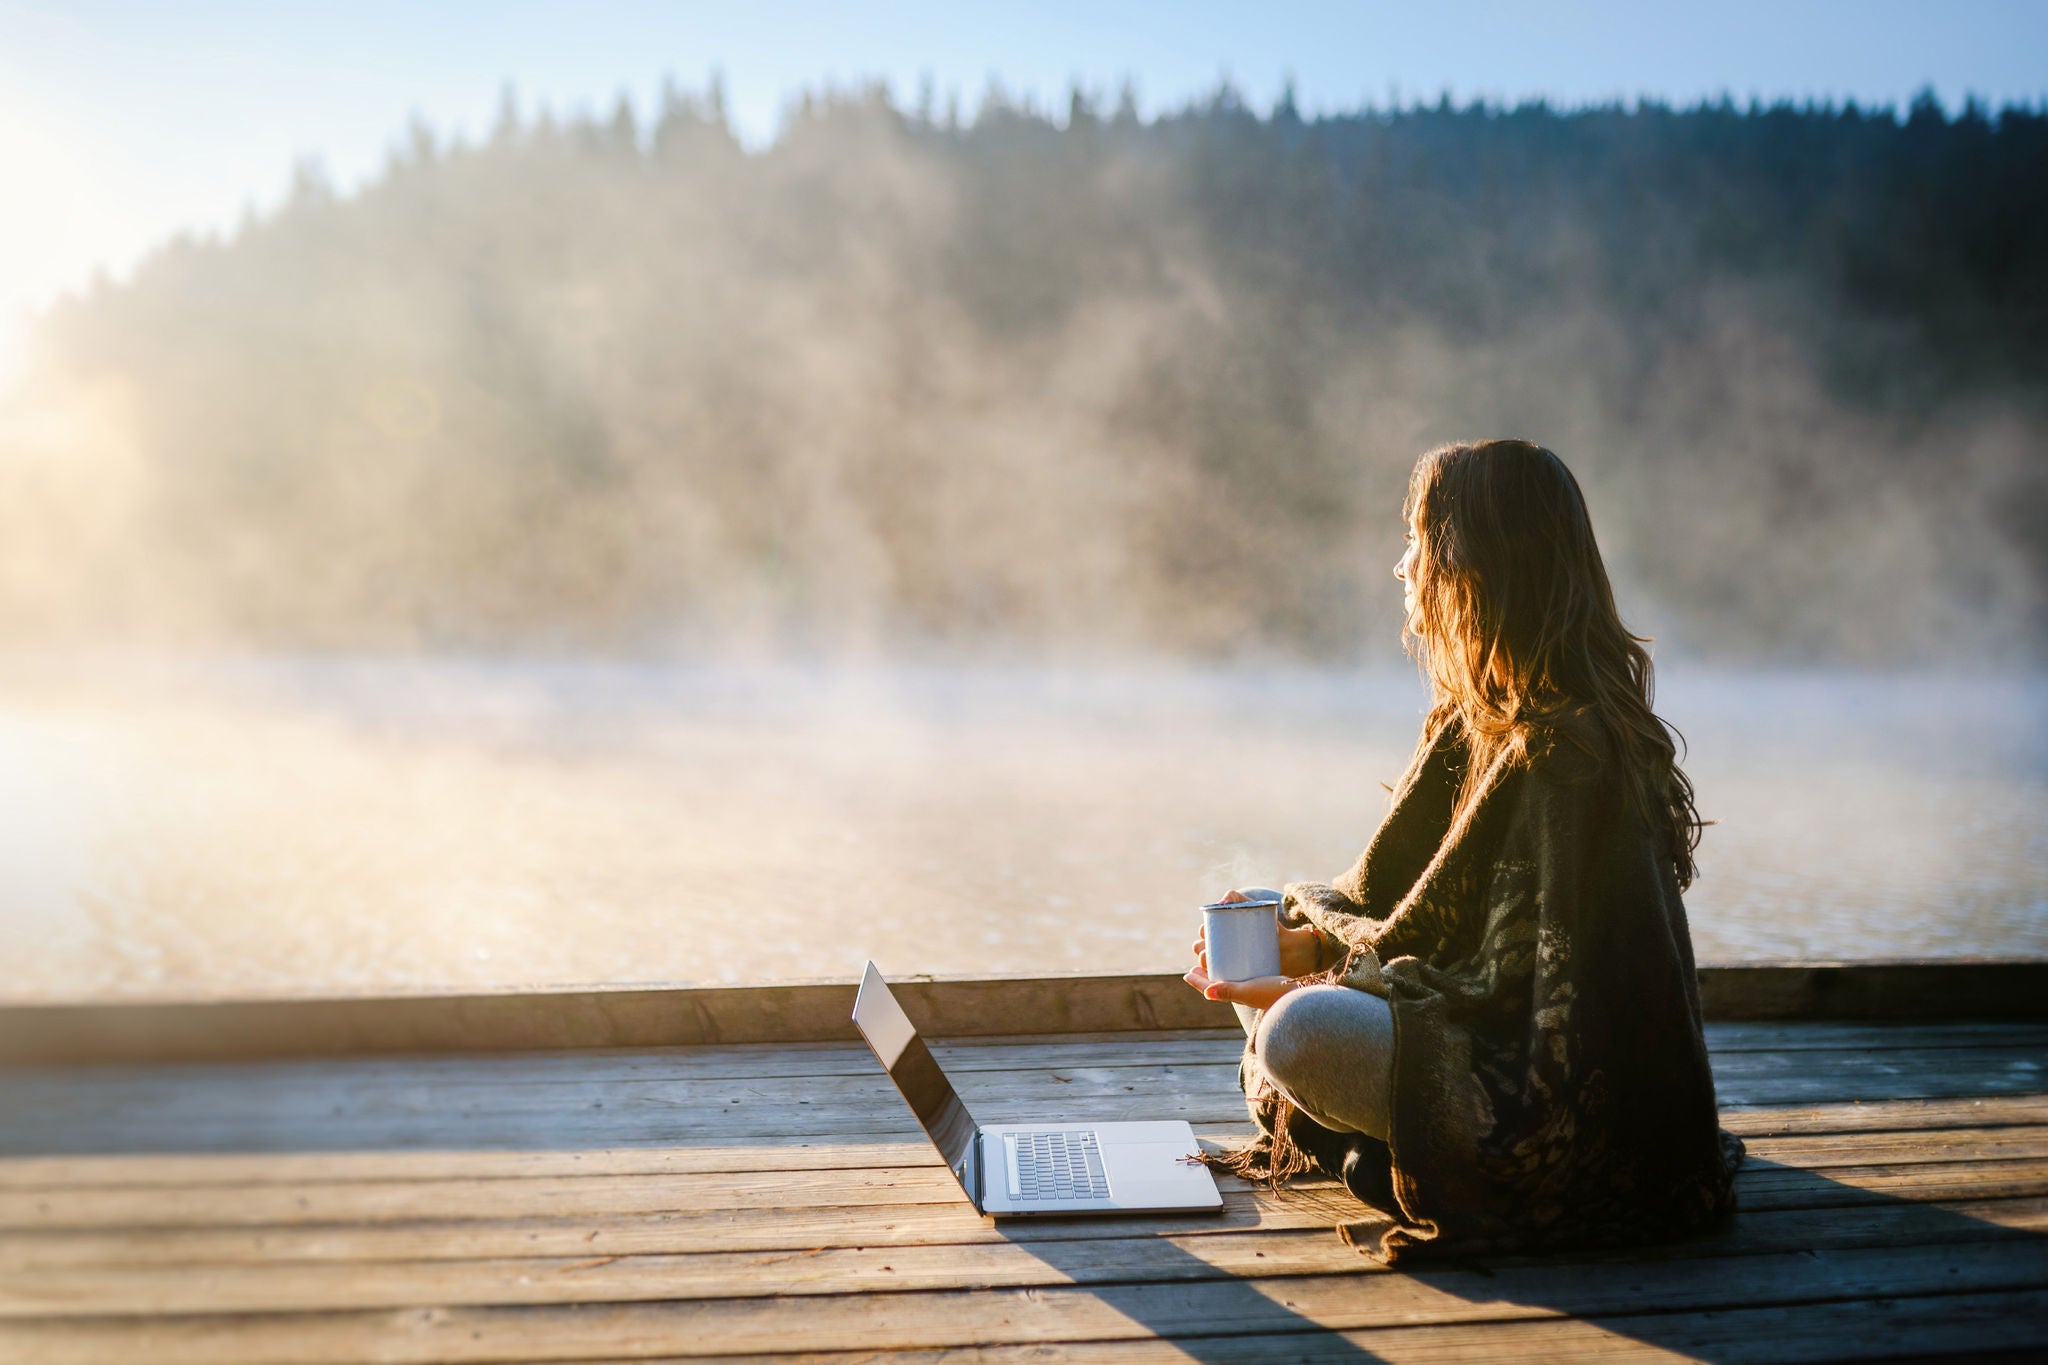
[1277,921,1322,977]
[1182,961,1302,1011]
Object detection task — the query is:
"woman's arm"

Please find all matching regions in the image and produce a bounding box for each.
[1282,880,1382,968]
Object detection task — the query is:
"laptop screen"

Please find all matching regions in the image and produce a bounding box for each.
[852,962,980,1204]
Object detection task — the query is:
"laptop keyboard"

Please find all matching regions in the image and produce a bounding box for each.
[1006,1130,1110,1201]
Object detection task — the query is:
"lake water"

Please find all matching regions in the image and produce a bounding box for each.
[2,656,2042,1003]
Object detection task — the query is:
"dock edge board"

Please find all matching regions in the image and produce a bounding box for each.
[2,961,2044,1065]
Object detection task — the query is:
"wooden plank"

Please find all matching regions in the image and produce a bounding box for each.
[0,1095,1254,1161]
[742,1289,2048,1364]
[11,1015,2031,1105]
[0,1228,1373,1317]
[4,1018,2038,1108]
[0,1241,2041,1362]
[1,1115,2038,1203]
[0,1035,1244,1096]
[9,1094,2045,1190]
[7,1045,2040,1129]
[8,1080,2039,1162]
[1743,1124,2048,1166]
[0,1099,1989,1163]
[8,1125,2048,1232]
[1703,1019,2048,1053]
[1710,1046,2048,1079]
[0,1166,984,1229]
[9,1021,2026,1141]
[5,961,2043,1066]
[0,1185,1365,1272]
[0,1060,1253,1122]
[5,1196,2044,1318]
[1716,1069,2048,1109]
[1735,1158,2048,1207]
[10,1016,2036,1129]
[4,1162,2031,1277]
[1687,1094,2048,1135]
[12,1062,2038,1152]
[0,1140,948,1189]
[3,1151,2042,1272]
[0,1138,2018,1233]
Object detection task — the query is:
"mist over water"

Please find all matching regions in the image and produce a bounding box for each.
[0,91,2042,999]
[2,655,2040,1003]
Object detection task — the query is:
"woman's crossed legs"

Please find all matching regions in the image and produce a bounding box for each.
[1244,984,1395,1141]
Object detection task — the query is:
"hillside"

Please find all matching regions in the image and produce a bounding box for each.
[7,84,2044,661]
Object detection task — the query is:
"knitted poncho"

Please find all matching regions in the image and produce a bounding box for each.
[1237,712,1743,1262]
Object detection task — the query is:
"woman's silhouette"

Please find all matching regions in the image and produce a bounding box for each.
[1186,438,1742,1261]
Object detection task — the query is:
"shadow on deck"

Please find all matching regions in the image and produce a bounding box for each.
[988,1159,2047,1364]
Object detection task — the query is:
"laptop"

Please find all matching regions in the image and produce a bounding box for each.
[851,961,1223,1217]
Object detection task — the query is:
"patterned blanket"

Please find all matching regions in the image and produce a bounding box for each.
[1224,713,1742,1262]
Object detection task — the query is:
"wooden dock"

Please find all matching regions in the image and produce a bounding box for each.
[1,964,2044,1362]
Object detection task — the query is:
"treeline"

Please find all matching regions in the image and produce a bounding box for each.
[7,83,2045,661]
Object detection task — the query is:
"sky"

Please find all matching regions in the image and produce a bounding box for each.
[1,0,2044,376]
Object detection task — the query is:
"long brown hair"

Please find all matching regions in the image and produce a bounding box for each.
[1402,439,1703,887]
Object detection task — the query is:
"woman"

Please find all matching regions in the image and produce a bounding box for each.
[1184,438,1741,1262]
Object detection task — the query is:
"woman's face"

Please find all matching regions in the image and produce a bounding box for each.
[1395,515,1422,632]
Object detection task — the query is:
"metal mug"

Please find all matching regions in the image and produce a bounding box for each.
[1199,897,1282,983]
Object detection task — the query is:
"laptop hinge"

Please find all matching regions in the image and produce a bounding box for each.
[965,1128,985,1214]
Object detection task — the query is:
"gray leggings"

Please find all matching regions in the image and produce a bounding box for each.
[1241,984,1395,1140]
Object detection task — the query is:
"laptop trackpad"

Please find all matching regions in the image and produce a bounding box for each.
[1101,1139,1210,1198]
